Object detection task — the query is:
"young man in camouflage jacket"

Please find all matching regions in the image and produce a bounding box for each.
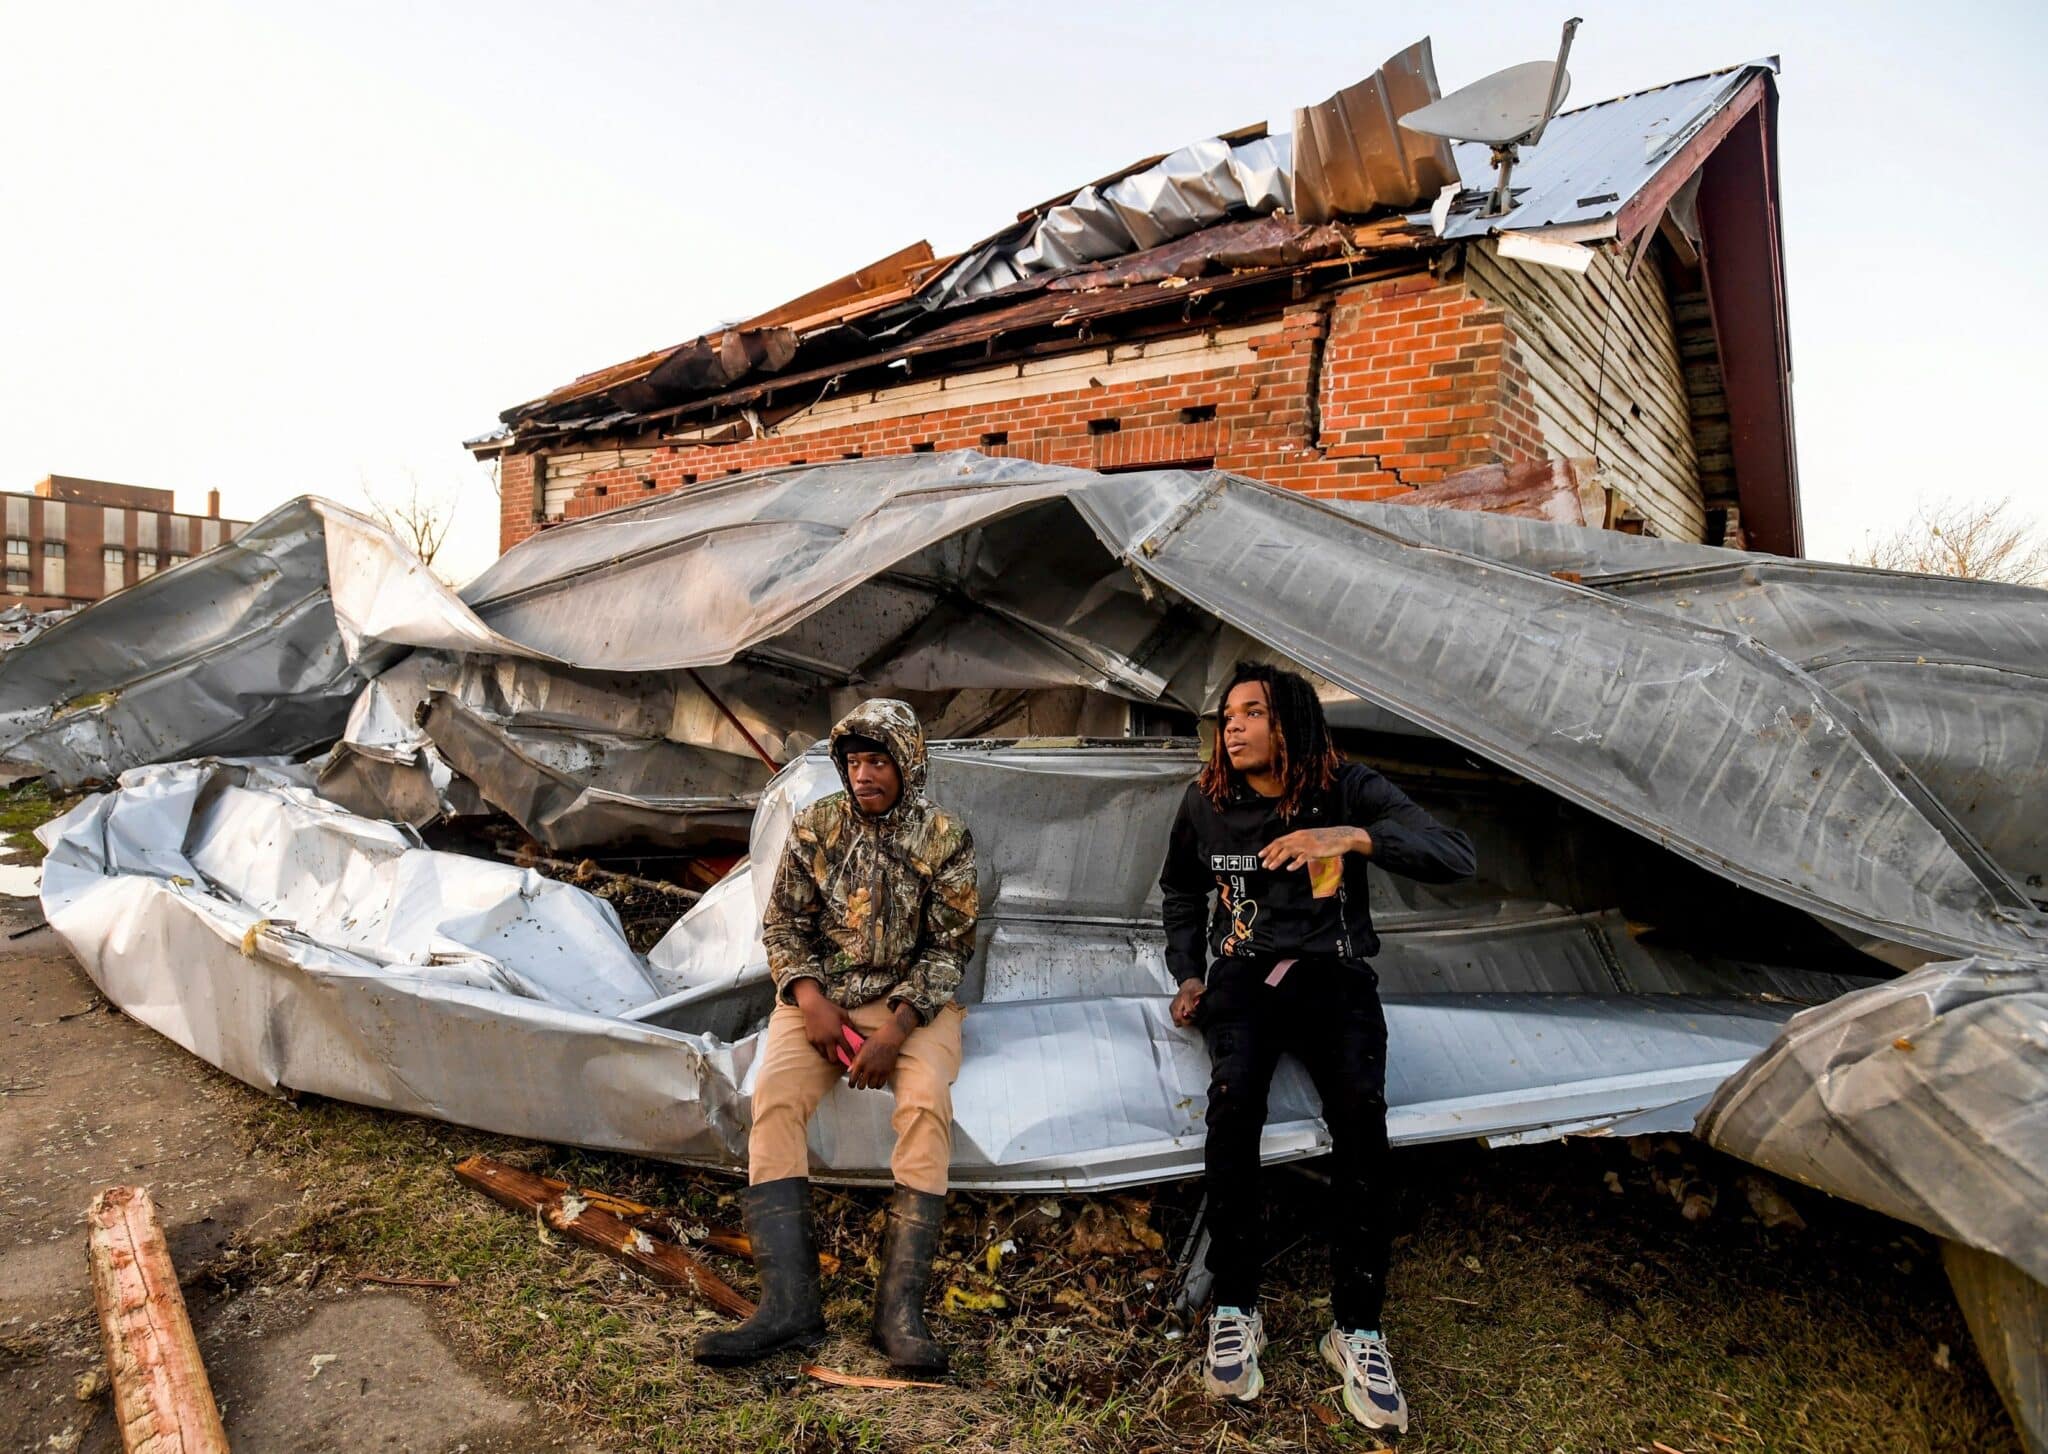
[695,699,977,1376]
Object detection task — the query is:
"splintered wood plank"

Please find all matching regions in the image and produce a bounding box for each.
[452,1155,754,1318]
[470,1161,840,1277]
[699,1228,842,1278]
[86,1185,231,1454]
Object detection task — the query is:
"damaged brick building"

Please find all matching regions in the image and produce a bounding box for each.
[471,50,1797,560]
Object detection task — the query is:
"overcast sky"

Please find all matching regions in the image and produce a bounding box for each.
[4,0,2044,583]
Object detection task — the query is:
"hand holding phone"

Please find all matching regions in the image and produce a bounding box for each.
[831,1023,866,1071]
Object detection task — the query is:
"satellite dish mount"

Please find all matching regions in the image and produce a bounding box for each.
[1399,18,1583,219]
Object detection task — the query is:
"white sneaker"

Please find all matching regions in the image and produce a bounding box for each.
[1320,1325,1409,1433]
[1201,1305,1266,1401]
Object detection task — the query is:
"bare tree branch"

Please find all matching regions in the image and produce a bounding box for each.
[365,474,456,569]
[1852,496,2048,586]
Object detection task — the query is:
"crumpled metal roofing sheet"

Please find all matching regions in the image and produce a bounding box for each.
[1293,38,1458,224]
[1076,470,2044,965]
[1943,1241,2048,1454]
[14,455,2045,969]
[940,133,1293,302]
[0,503,369,788]
[1340,502,2048,896]
[41,748,1805,1189]
[1700,957,2048,1288]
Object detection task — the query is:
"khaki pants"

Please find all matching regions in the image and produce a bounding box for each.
[748,999,966,1195]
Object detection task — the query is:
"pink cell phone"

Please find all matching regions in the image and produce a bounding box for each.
[832,1024,866,1070]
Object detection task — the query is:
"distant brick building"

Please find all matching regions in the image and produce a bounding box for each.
[473,61,1797,560]
[2,476,248,610]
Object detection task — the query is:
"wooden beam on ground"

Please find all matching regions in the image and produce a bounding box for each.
[462,1161,839,1276]
[452,1155,755,1318]
[86,1185,231,1454]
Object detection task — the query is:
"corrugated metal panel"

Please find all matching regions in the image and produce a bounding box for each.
[1434,62,1774,238]
[1293,38,1458,223]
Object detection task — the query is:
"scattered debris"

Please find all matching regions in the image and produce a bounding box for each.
[453,1155,753,1318]
[1067,1199,1166,1257]
[307,1353,338,1380]
[697,1227,840,1278]
[1737,1175,1806,1232]
[799,1363,944,1392]
[86,1184,230,1454]
[941,1287,1008,1315]
[358,1273,460,1290]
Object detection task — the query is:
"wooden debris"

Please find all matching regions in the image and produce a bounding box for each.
[499,848,703,904]
[357,1273,459,1290]
[86,1185,230,1454]
[799,1363,945,1391]
[460,1162,839,1276]
[452,1155,754,1318]
[700,1227,841,1278]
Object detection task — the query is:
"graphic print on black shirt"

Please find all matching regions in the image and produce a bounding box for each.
[1218,872,1258,956]
[1159,762,1478,982]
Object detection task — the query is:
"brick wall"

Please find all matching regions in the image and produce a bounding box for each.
[33,475,176,512]
[499,266,1556,553]
[1,492,246,605]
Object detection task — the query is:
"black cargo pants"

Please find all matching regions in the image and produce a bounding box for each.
[1197,953,1392,1330]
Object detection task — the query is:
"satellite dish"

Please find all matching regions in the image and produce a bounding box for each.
[1400,18,1582,219]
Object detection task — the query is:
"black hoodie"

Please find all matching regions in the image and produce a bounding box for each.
[1159,763,1476,983]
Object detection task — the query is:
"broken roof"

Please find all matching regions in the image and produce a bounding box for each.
[480,48,1786,457]
[1436,60,1775,238]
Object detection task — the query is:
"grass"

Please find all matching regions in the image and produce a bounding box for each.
[227,1089,2019,1454]
[0,778,77,862]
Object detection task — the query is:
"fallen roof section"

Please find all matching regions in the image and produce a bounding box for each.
[9,454,2044,965]
[1699,957,2048,1289]
[1699,955,2048,1451]
[40,750,1815,1189]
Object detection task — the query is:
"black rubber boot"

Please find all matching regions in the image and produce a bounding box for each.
[693,1177,827,1366]
[870,1184,949,1375]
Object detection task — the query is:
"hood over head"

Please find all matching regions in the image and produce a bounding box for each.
[829,698,928,803]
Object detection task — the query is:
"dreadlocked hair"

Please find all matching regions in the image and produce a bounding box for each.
[1197,660,1345,821]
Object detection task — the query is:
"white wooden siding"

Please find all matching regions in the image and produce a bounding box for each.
[1466,241,1704,541]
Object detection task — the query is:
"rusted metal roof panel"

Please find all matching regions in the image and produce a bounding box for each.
[498,242,950,428]
[1293,38,1459,223]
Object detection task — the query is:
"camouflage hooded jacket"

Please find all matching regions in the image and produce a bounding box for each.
[761,699,978,1024]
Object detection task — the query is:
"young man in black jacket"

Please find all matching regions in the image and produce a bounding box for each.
[1161,661,1476,1433]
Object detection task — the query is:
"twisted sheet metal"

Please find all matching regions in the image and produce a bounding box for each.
[42,749,1807,1190]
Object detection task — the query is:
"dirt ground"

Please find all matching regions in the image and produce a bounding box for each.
[0,893,599,1454]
